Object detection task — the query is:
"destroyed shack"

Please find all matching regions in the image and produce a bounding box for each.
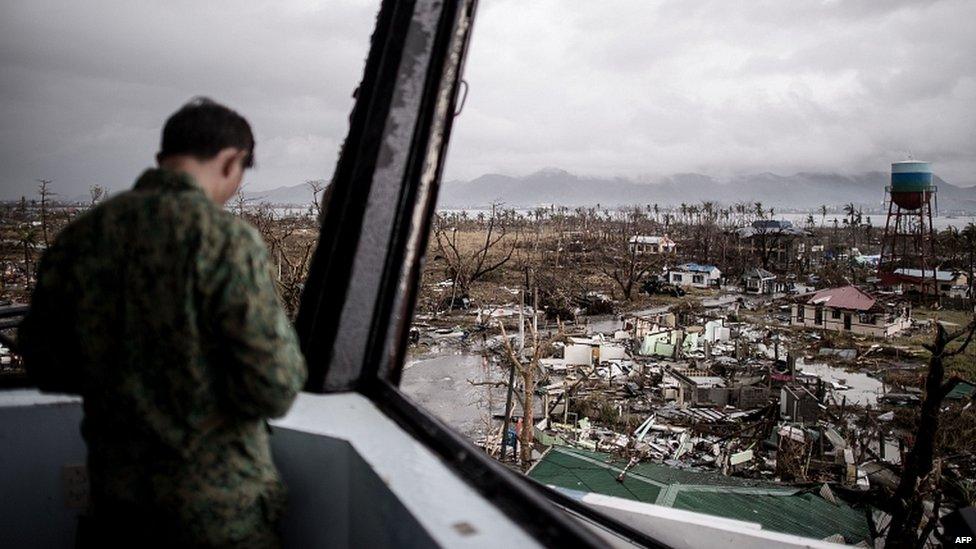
[662,367,726,407]
[561,336,628,366]
[779,385,821,423]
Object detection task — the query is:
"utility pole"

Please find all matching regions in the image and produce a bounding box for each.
[501,288,525,463]
[501,356,516,461]
[518,288,525,352]
[533,286,539,335]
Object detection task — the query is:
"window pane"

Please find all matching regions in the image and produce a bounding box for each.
[397,2,976,546]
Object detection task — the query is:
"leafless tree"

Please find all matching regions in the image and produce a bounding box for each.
[233,195,315,317]
[496,317,562,469]
[597,235,658,301]
[35,179,55,247]
[89,185,106,207]
[432,203,518,307]
[17,223,38,291]
[887,316,976,549]
[233,187,253,217]
[306,179,327,219]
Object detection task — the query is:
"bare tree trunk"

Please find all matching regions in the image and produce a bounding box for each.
[36,179,54,247]
[887,319,976,548]
[520,366,535,468]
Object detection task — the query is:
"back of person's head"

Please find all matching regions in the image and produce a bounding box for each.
[158,97,255,168]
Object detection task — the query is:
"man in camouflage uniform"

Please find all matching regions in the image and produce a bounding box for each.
[18,98,307,548]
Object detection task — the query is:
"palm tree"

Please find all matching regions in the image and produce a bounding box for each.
[962,223,976,302]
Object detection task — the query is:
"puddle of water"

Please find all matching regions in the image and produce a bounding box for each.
[585,316,623,334]
[401,354,500,439]
[796,359,884,406]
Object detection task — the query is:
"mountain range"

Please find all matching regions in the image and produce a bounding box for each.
[244,169,976,212]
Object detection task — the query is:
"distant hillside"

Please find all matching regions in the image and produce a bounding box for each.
[439,169,976,212]
[243,183,321,205]
[245,169,976,212]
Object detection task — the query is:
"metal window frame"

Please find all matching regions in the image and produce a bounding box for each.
[293,1,659,545]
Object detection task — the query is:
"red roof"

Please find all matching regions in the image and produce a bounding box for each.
[805,285,876,311]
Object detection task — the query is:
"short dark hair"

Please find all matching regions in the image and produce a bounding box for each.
[159,97,255,168]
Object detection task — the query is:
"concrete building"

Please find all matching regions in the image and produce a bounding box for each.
[668,263,721,289]
[790,285,911,338]
[628,235,676,255]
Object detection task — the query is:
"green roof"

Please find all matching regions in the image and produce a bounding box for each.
[946,380,976,401]
[529,446,871,544]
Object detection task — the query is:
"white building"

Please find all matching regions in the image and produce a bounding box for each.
[790,285,912,339]
[628,235,676,255]
[668,263,721,288]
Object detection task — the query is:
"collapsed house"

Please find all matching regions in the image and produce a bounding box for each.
[790,285,912,338]
[663,366,768,408]
[779,385,822,423]
[435,273,962,547]
[560,335,628,366]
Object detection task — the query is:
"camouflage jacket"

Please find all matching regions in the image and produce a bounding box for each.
[18,168,307,546]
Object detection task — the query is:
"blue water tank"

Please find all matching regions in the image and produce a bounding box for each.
[890,161,933,210]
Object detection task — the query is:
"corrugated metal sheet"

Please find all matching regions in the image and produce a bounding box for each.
[529,446,872,544]
[946,380,976,401]
[671,491,870,543]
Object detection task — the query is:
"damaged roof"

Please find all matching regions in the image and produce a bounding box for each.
[742,268,776,280]
[803,285,876,311]
[530,446,871,543]
[674,263,720,274]
[893,268,964,282]
[629,235,675,245]
[736,220,809,238]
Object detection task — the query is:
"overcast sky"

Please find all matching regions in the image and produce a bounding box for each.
[1,0,974,200]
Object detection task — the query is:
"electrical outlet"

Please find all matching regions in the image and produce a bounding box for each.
[62,464,89,509]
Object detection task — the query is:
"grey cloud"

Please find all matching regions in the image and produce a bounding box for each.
[0,0,973,201]
[443,0,976,186]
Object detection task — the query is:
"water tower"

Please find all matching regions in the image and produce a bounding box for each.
[878,160,937,295]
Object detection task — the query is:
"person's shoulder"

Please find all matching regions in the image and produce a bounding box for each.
[202,208,270,267]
